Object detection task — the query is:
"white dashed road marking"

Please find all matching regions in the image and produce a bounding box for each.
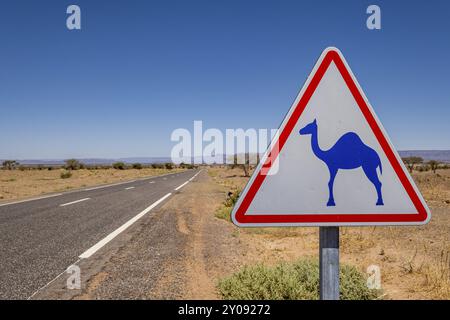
[59,198,90,207]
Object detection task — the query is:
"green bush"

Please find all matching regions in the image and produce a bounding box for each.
[218,259,380,300]
[165,162,174,170]
[112,162,126,170]
[60,170,72,179]
[132,163,143,169]
[151,163,164,169]
[225,190,240,207]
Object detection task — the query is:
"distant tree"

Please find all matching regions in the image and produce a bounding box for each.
[179,162,194,169]
[242,154,250,177]
[2,160,18,170]
[402,157,423,173]
[112,162,126,170]
[165,162,174,170]
[132,163,143,169]
[427,160,439,174]
[64,159,83,170]
[231,153,250,177]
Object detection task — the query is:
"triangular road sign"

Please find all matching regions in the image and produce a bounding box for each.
[232,47,431,227]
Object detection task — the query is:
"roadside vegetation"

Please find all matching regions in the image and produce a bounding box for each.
[214,189,241,221]
[218,258,380,300]
[112,162,126,170]
[60,170,72,179]
[132,163,143,169]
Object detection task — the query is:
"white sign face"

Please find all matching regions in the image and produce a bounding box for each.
[232,47,431,227]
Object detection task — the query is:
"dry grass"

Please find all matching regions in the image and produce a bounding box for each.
[416,249,450,299]
[207,166,450,300]
[0,167,186,203]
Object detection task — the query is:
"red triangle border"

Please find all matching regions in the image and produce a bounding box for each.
[233,48,429,225]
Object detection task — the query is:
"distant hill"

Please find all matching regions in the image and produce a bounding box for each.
[1,157,172,166]
[2,150,449,166]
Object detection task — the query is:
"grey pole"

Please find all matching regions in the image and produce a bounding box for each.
[319,226,340,300]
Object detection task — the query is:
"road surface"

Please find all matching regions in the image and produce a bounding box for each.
[0,169,201,299]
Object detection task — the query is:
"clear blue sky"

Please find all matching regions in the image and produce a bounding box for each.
[1,0,449,159]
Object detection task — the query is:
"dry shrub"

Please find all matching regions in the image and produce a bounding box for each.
[218,258,380,300]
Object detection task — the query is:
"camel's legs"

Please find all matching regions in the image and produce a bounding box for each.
[327,167,337,206]
[362,165,384,206]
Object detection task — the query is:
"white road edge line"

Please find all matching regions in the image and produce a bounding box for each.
[79,193,172,259]
[175,181,189,191]
[0,193,63,207]
[125,186,135,190]
[149,181,155,184]
[189,170,202,181]
[59,198,91,207]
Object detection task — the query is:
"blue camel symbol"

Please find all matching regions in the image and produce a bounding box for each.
[299,119,384,206]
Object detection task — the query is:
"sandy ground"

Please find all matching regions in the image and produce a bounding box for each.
[0,168,185,203]
[35,167,449,300]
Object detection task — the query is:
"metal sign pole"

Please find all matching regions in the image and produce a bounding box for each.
[319,226,340,300]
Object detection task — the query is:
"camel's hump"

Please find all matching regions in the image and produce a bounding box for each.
[334,132,365,146]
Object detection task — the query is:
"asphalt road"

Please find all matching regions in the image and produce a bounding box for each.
[0,169,201,299]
